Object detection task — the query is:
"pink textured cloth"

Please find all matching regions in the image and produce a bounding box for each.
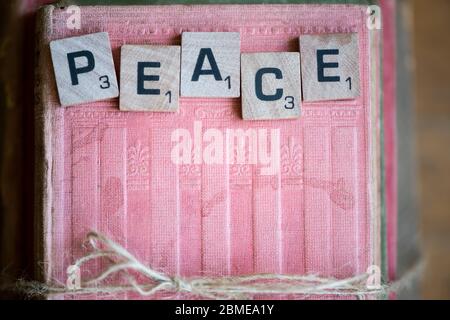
[36,4,381,299]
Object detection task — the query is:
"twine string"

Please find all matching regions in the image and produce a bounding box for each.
[17,231,423,299]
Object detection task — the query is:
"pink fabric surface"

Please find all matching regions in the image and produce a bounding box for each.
[38,5,379,299]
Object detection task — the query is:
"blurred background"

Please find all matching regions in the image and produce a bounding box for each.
[0,0,449,299]
[413,0,450,299]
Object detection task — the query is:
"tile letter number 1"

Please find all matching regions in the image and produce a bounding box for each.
[120,45,181,112]
[299,33,360,102]
[181,32,240,98]
[50,32,119,107]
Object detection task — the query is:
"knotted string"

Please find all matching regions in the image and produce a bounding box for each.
[17,231,423,300]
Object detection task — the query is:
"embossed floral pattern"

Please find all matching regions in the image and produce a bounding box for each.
[127,141,149,177]
[281,137,303,177]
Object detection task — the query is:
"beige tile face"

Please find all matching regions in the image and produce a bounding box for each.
[241,52,301,120]
[181,32,240,97]
[50,32,119,107]
[119,45,180,112]
[299,33,360,102]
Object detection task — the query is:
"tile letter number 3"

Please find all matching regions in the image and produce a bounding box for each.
[50,32,119,107]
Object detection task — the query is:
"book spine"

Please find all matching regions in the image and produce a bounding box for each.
[34,4,55,285]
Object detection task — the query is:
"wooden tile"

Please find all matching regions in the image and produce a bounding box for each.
[50,32,119,107]
[181,32,240,97]
[299,33,360,102]
[241,52,301,120]
[119,45,180,112]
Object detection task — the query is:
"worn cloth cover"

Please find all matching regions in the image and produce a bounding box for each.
[35,4,383,299]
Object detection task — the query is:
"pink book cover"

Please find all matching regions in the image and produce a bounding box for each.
[35,4,383,299]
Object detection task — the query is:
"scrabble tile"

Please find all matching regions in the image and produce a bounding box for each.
[50,32,119,107]
[120,45,180,112]
[299,33,360,102]
[181,32,240,97]
[241,52,301,120]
